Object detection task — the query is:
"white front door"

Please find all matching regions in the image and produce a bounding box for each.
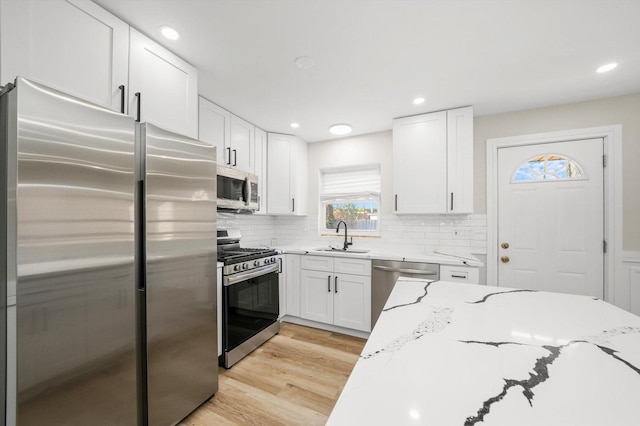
[497,138,604,298]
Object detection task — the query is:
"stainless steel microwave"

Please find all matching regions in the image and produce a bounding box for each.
[217,166,259,211]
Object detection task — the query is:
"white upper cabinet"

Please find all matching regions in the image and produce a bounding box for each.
[392,106,473,214]
[253,127,268,214]
[229,114,255,173]
[267,133,307,215]
[198,96,230,160]
[0,0,129,112]
[129,28,198,138]
[198,97,256,174]
[446,107,474,213]
[393,111,447,214]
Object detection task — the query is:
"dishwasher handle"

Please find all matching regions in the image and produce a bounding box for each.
[373,265,438,275]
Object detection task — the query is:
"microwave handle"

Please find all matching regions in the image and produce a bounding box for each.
[242,178,250,206]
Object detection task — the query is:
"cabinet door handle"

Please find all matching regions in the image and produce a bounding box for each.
[334,276,338,293]
[233,149,237,166]
[327,275,331,292]
[395,194,398,211]
[226,147,231,165]
[292,198,295,213]
[278,258,282,274]
[134,92,141,122]
[451,274,467,279]
[119,85,125,113]
[450,192,454,211]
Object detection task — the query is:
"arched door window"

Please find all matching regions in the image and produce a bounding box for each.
[512,154,585,182]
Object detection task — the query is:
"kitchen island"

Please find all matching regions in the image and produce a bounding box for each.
[328,278,640,425]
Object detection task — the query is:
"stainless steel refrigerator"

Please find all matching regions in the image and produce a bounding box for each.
[136,122,218,425]
[1,77,218,425]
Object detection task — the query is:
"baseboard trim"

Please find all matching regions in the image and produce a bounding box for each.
[280,315,370,339]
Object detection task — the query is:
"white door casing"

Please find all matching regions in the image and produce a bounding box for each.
[487,126,623,306]
[497,139,604,298]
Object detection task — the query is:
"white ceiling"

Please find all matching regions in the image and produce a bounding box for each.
[94,0,640,142]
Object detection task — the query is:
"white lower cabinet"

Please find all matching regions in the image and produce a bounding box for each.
[283,254,301,317]
[300,256,371,332]
[440,264,479,284]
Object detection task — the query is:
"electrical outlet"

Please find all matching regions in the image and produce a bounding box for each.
[453,228,473,239]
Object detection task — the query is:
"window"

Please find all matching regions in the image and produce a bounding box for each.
[512,154,585,182]
[320,165,380,235]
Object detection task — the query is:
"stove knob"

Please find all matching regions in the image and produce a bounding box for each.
[254,260,260,267]
[266,258,272,264]
[242,263,249,270]
[233,264,241,272]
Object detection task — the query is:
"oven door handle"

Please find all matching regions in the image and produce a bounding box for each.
[224,262,280,286]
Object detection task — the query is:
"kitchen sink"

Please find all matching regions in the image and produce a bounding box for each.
[312,247,370,254]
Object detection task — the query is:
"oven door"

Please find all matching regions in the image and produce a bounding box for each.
[222,265,279,354]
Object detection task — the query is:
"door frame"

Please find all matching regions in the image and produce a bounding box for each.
[486,125,622,304]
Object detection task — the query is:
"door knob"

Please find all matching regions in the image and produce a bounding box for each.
[501,242,510,249]
[501,256,510,263]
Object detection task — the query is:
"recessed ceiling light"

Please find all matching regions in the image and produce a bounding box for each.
[329,123,352,136]
[596,62,618,73]
[295,56,314,70]
[290,122,300,129]
[161,26,180,40]
[413,97,425,105]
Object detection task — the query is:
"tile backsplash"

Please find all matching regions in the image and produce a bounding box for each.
[218,212,487,257]
[217,213,276,247]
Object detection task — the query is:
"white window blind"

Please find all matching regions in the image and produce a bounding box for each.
[320,165,381,203]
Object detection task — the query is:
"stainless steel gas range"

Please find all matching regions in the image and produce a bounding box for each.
[217,229,280,368]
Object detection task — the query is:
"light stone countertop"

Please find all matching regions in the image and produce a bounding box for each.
[275,245,483,267]
[327,277,640,426]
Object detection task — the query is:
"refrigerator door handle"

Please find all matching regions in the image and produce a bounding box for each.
[119,85,126,113]
[136,179,146,291]
[135,92,141,122]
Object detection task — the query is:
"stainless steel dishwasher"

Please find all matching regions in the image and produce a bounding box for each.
[371,260,439,327]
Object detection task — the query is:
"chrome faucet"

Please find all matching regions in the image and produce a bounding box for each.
[336,220,353,251]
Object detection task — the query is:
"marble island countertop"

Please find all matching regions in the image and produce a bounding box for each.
[328,278,640,425]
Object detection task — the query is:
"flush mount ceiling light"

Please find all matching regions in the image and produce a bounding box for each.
[295,56,314,70]
[329,123,352,136]
[290,122,300,129]
[413,97,425,105]
[161,26,180,40]
[596,62,618,73]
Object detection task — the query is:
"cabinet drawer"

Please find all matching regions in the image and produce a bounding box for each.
[440,265,479,284]
[333,258,371,277]
[301,255,333,272]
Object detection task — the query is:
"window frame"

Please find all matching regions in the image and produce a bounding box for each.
[318,164,381,237]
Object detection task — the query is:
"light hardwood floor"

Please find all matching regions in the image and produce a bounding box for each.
[179,322,366,426]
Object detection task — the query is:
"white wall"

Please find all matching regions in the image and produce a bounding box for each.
[473,93,640,251]
[271,131,487,262]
